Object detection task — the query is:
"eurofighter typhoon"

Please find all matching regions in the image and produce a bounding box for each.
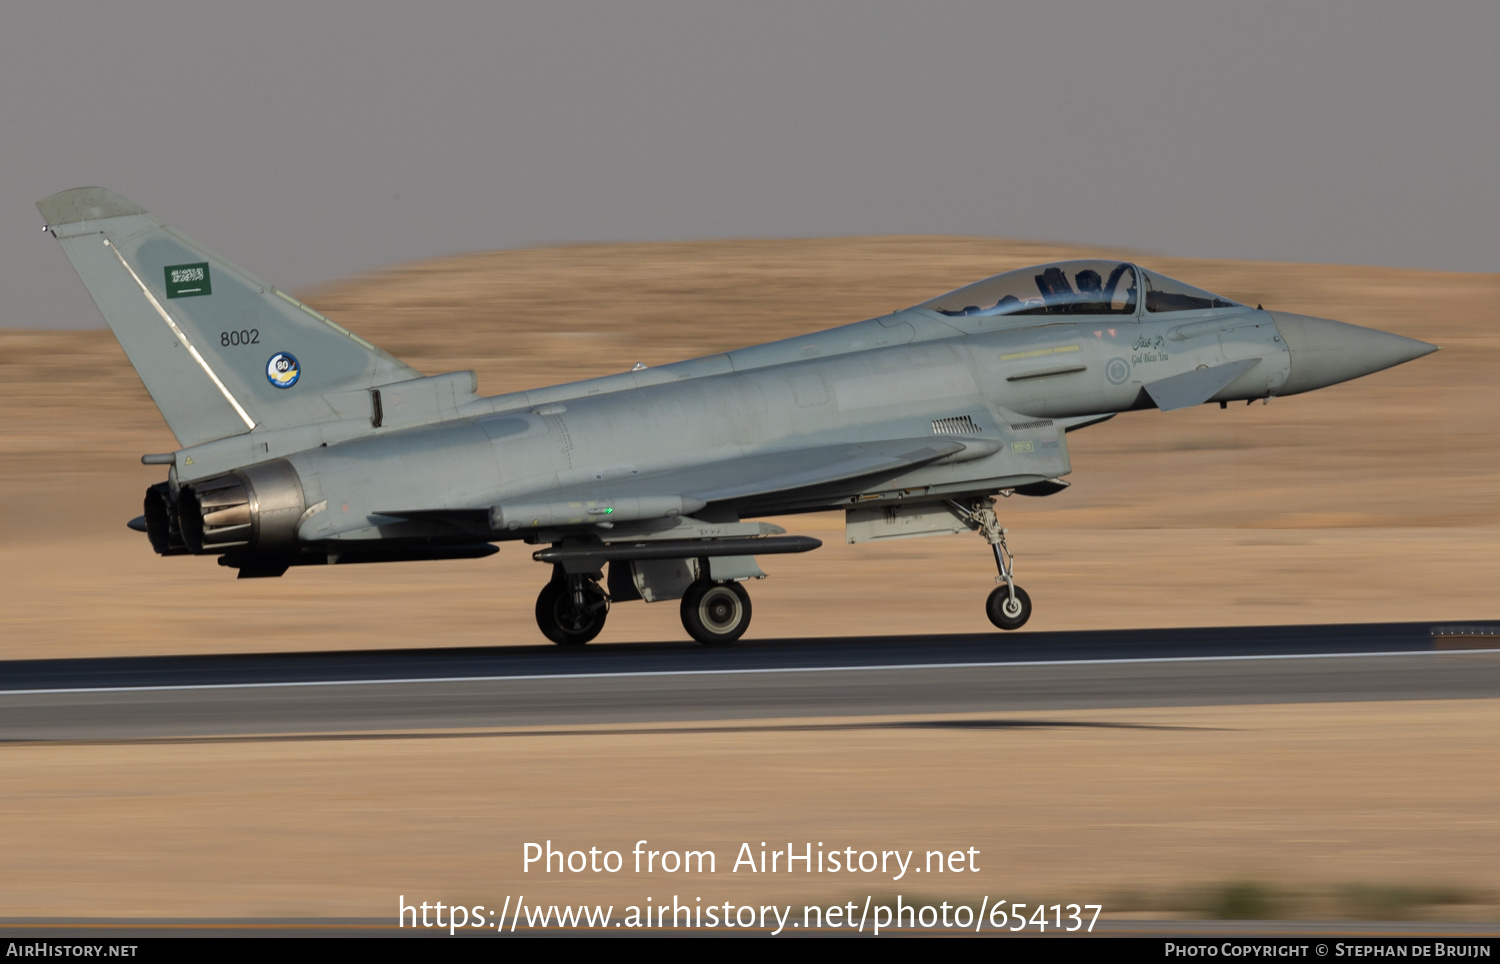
[38,188,1437,644]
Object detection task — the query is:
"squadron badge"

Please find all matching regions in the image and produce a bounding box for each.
[266,352,301,389]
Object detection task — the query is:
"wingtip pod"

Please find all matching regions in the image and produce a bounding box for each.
[37,187,148,226]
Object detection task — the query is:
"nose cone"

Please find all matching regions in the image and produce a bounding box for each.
[1271,311,1438,396]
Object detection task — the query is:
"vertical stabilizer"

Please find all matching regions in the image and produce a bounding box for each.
[37,187,419,447]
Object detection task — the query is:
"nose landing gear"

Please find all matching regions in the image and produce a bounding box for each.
[948,497,1032,631]
[986,583,1032,630]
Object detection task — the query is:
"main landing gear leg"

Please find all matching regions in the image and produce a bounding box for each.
[535,566,610,646]
[948,497,1032,631]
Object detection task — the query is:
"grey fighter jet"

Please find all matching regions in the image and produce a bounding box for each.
[38,187,1437,644]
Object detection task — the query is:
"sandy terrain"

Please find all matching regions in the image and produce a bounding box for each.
[0,237,1496,657]
[1,698,1497,921]
[1,237,1496,923]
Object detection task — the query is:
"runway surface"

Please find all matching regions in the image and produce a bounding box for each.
[1,621,1496,741]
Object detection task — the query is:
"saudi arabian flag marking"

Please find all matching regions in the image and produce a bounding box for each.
[164,262,212,298]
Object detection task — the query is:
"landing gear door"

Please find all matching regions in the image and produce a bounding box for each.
[630,558,699,602]
[845,502,970,544]
[625,556,766,602]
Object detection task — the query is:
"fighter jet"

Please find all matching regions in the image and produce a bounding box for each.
[38,187,1437,645]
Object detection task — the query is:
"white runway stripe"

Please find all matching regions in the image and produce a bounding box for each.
[1,647,1491,698]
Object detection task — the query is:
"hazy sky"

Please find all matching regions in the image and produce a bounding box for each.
[5,1,1496,328]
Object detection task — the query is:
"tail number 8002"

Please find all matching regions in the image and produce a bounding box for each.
[221,329,260,346]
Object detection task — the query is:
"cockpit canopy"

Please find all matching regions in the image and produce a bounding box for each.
[913,260,1241,318]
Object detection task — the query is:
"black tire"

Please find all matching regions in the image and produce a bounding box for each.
[535,579,609,646]
[986,584,1032,631]
[680,580,752,645]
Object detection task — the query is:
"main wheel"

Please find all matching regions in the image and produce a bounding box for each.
[535,579,609,646]
[680,580,752,645]
[986,584,1032,631]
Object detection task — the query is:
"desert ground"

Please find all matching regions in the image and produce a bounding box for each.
[1,699,1498,922]
[2,237,1497,656]
[1,237,1496,922]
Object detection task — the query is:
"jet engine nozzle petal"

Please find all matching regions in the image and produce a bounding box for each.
[1271,312,1437,395]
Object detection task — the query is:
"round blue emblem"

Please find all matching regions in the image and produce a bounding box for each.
[266,352,301,389]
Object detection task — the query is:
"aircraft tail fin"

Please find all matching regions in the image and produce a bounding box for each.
[37,187,420,448]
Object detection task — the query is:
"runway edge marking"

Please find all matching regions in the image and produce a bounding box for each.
[0,647,1495,697]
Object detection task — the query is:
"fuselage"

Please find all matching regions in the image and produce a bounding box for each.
[152,257,1430,557]
[273,299,1288,544]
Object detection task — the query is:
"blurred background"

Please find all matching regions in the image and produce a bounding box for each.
[3,1,1497,332]
[1,1,1497,928]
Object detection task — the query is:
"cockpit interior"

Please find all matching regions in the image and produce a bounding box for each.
[914,260,1241,319]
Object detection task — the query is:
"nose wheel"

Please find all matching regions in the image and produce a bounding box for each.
[949,497,1032,631]
[986,584,1032,630]
[681,579,752,645]
[536,574,610,646]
